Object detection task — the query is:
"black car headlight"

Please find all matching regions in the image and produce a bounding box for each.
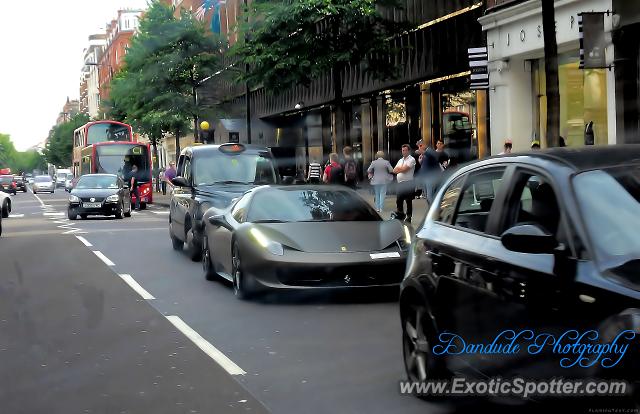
[106,194,119,203]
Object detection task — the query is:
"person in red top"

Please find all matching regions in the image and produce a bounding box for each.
[323,153,344,184]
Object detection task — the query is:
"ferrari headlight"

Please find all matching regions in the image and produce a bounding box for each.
[69,195,80,203]
[106,194,119,202]
[250,228,284,256]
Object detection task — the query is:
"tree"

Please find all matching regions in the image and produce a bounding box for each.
[542,0,560,148]
[231,0,407,145]
[43,113,89,168]
[109,1,222,161]
[0,133,47,173]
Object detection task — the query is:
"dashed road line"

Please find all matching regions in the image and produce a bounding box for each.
[8,214,24,218]
[75,236,93,247]
[93,251,115,266]
[166,315,246,376]
[119,274,155,300]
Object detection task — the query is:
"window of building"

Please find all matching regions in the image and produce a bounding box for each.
[533,52,609,147]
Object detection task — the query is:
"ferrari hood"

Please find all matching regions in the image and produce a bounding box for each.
[254,221,405,253]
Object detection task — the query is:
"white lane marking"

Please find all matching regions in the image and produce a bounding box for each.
[166,315,246,376]
[8,214,24,218]
[119,274,155,300]
[75,236,93,247]
[93,251,115,266]
[33,192,44,207]
[151,211,170,215]
[43,212,65,216]
[63,230,87,234]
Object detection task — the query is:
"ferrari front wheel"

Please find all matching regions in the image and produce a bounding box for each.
[231,243,253,300]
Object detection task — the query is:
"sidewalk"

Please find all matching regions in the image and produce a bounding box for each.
[151,187,429,223]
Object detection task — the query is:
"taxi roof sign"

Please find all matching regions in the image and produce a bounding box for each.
[219,143,246,154]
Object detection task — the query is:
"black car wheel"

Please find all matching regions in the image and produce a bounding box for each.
[80,214,88,220]
[115,201,124,219]
[202,239,217,281]
[402,301,448,391]
[2,201,8,218]
[68,208,77,220]
[170,226,184,251]
[140,202,147,210]
[232,243,253,300]
[185,226,202,261]
[124,200,132,217]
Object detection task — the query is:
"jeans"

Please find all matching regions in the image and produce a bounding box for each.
[395,180,414,219]
[132,187,140,210]
[372,184,387,211]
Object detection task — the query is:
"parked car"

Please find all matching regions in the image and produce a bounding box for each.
[67,174,131,220]
[400,145,640,402]
[0,175,17,195]
[32,175,54,194]
[202,185,410,299]
[169,143,280,261]
[0,191,11,218]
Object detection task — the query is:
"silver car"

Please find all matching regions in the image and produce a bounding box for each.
[32,175,54,194]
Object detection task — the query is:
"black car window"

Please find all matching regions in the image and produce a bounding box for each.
[182,157,192,184]
[231,195,251,223]
[452,168,506,234]
[193,153,278,186]
[435,176,464,224]
[509,173,561,236]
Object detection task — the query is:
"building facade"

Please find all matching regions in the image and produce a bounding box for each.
[56,97,80,125]
[479,0,619,152]
[81,34,107,119]
[98,10,143,107]
[202,1,489,179]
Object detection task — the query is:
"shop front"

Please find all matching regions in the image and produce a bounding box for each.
[479,0,617,153]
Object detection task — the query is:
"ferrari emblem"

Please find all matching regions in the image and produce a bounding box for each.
[340,246,347,252]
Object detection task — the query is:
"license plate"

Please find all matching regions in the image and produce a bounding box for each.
[83,202,102,208]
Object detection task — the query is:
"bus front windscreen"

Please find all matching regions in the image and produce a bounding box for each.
[95,144,150,182]
[87,123,131,144]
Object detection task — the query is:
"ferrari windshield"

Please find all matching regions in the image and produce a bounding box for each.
[248,189,381,222]
[76,175,118,190]
[573,165,640,269]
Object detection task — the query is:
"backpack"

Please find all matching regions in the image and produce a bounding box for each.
[344,159,357,182]
[328,164,344,184]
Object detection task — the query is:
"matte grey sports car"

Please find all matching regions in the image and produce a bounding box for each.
[202,185,411,299]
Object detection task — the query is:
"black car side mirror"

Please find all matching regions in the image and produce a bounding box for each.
[282,176,295,185]
[172,176,190,187]
[208,214,232,230]
[501,224,558,254]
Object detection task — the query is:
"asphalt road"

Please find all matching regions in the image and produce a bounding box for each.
[1,189,564,414]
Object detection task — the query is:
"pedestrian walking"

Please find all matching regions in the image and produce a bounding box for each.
[436,138,450,170]
[393,144,416,223]
[129,165,141,210]
[164,161,177,194]
[307,160,322,184]
[159,168,166,195]
[342,146,358,189]
[415,139,440,205]
[323,153,344,184]
[367,151,394,212]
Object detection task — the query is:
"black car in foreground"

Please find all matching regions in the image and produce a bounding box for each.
[13,176,26,192]
[169,143,280,261]
[400,145,640,404]
[202,185,410,299]
[68,174,132,220]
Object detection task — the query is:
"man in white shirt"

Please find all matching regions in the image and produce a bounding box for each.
[393,144,416,222]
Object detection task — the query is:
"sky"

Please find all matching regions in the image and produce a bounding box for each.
[0,0,150,151]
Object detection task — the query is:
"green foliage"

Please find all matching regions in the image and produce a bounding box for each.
[231,0,408,93]
[0,133,47,173]
[109,1,223,145]
[43,113,90,168]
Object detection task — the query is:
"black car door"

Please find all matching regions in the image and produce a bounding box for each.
[427,166,510,375]
[171,155,193,240]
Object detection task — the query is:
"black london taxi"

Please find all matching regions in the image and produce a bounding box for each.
[400,145,640,403]
[169,143,280,261]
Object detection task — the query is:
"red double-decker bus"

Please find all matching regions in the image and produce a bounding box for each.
[78,142,154,208]
[72,121,134,177]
